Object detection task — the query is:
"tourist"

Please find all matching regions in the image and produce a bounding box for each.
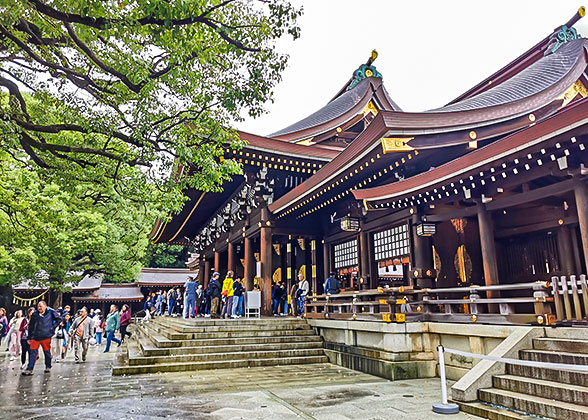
[202,284,211,317]
[161,290,167,315]
[20,307,34,369]
[174,288,183,316]
[22,300,63,376]
[69,307,92,363]
[119,304,132,343]
[272,282,283,316]
[196,284,204,316]
[103,304,121,353]
[55,313,72,362]
[232,277,244,318]
[184,276,198,319]
[324,272,341,295]
[221,271,234,319]
[89,308,95,319]
[208,272,222,318]
[290,281,299,316]
[93,310,103,346]
[8,310,24,361]
[167,287,176,316]
[0,308,8,348]
[155,291,164,316]
[297,273,309,316]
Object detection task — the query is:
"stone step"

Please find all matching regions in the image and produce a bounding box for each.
[139,339,323,357]
[532,337,588,354]
[506,363,588,387]
[479,388,588,420]
[520,349,588,365]
[129,347,326,366]
[149,317,308,328]
[113,355,330,375]
[493,374,588,405]
[145,324,317,341]
[456,401,536,420]
[149,320,311,333]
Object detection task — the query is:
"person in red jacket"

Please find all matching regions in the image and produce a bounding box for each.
[119,305,132,343]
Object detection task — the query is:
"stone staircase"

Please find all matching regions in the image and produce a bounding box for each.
[113,317,328,375]
[459,336,588,420]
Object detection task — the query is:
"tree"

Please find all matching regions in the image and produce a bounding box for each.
[0,149,156,288]
[0,0,302,210]
[144,243,191,268]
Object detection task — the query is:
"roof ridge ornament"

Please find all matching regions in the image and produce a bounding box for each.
[347,49,382,90]
[545,6,585,55]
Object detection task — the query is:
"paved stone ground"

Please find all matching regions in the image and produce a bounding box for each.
[0,343,482,420]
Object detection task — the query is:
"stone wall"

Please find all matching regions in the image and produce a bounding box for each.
[308,319,530,381]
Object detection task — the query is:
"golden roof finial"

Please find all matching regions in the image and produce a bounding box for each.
[367,49,378,66]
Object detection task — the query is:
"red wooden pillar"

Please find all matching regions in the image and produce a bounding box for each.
[260,208,273,315]
[214,251,221,274]
[227,242,236,274]
[203,259,211,289]
[244,237,255,291]
[477,201,500,312]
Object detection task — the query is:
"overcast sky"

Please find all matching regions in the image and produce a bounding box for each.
[238,0,588,136]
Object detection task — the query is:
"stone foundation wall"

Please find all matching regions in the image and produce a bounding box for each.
[308,319,529,381]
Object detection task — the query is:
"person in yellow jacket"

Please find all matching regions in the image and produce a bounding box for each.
[221,271,234,319]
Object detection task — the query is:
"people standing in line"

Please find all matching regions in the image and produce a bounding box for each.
[232,277,244,318]
[184,276,198,319]
[208,272,222,318]
[279,282,288,316]
[290,281,299,316]
[161,291,167,315]
[196,285,204,317]
[202,284,211,318]
[167,288,176,317]
[8,310,24,361]
[221,271,234,319]
[93,310,103,346]
[324,271,341,296]
[20,307,34,369]
[297,273,309,317]
[69,307,92,363]
[0,308,8,348]
[103,304,121,353]
[174,288,183,316]
[119,305,132,343]
[22,301,63,376]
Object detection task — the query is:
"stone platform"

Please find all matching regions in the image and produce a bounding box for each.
[0,343,481,419]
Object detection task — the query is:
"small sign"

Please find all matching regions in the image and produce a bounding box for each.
[341,216,360,232]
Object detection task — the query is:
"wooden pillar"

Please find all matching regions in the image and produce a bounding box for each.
[322,240,331,285]
[477,201,500,311]
[227,242,236,274]
[260,208,273,315]
[574,179,588,272]
[557,226,576,275]
[214,251,221,274]
[411,214,436,289]
[244,237,255,291]
[203,259,211,289]
[359,231,370,290]
[287,238,294,287]
[310,239,318,296]
[197,260,204,285]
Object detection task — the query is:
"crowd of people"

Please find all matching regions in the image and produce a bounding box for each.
[141,271,340,319]
[0,302,133,376]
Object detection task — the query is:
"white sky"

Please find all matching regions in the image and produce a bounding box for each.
[239,0,588,136]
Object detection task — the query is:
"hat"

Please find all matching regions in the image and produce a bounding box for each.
[329,271,336,276]
[213,272,220,277]
[95,309,101,313]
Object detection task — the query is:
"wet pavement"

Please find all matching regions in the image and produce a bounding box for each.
[0,342,481,419]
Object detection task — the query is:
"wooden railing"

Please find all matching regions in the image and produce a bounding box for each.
[304,278,588,326]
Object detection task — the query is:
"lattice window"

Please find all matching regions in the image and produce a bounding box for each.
[333,239,358,269]
[374,224,410,261]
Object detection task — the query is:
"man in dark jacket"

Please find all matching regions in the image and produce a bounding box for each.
[207,272,222,318]
[22,300,63,375]
[324,272,341,295]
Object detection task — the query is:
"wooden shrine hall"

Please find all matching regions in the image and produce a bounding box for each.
[151,8,588,321]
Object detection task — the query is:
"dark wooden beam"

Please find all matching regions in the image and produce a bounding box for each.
[485,178,574,211]
[495,215,579,238]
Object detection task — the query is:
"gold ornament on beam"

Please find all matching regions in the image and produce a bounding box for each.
[297,238,306,251]
[273,244,281,256]
[381,137,414,153]
[254,253,260,263]
[273,267,282,283]
[454,244,472,285]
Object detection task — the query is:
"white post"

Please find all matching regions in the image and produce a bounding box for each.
[432,345,460,414]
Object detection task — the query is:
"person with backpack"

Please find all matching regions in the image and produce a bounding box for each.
[20,307,34,369]
[119,304,132,343]
[167,288,176,316]
[297,273,310,317]
[53,312,72,363]
[207,272,222,318]
[324,271,341,295]
[69,307,92,363]
[21,300,63,376]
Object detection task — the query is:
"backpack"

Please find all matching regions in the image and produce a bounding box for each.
[0,321,6,337]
